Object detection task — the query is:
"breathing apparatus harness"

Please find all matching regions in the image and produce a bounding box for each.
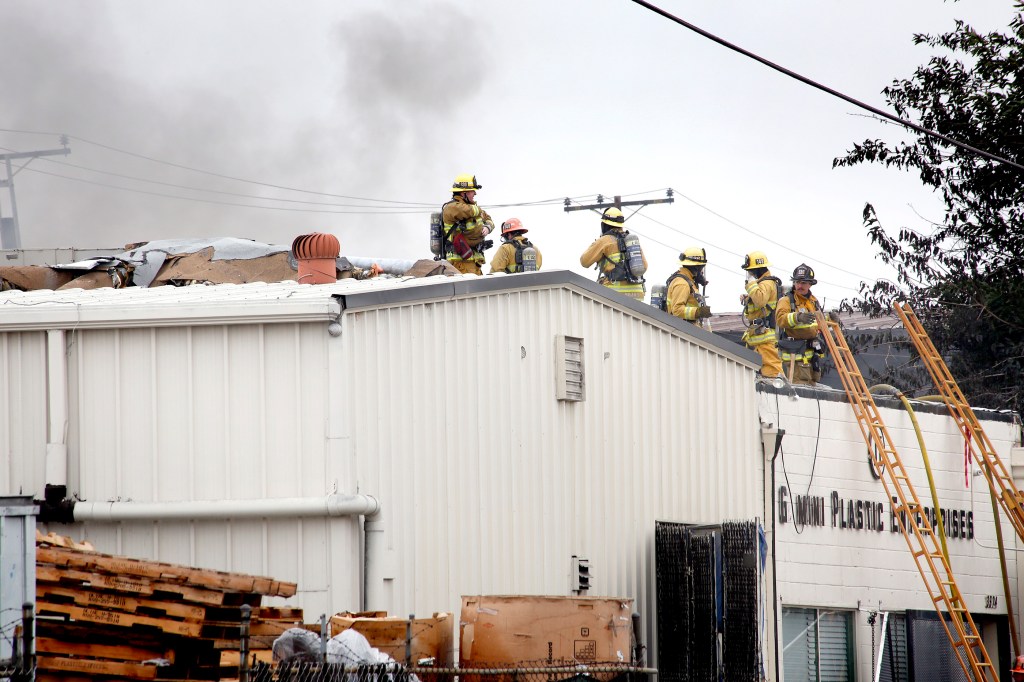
[440,197,492,260]
[742,273,783,336]
[778,290,825,370]
[509,237,535,272]
[595,229,634,283]
[661,266,708,310]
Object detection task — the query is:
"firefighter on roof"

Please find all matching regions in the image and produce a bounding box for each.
[579,207,647,300]
[739,251,782,377]
[776,263,826,384]
[665,247,712,327]
[489,218,541,273]
[441,174,495,276]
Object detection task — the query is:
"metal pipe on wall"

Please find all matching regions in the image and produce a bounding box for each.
[72,494,379,522]
[45,329,68,487]
[72,494,384,610]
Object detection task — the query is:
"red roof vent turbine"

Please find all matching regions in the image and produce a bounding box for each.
[292,232,340,284]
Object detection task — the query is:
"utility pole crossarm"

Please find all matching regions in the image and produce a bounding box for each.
[0,148,69,162]
[564,197,675,212]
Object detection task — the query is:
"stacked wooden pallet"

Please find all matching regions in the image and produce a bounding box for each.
[34,532,302,680]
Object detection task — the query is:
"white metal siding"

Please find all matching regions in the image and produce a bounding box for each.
[0,332,47,496]
[1,277,761,639]
[55,322,359,613]
[341,286,761,655]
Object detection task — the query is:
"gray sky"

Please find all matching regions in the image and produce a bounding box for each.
[0,0,1013,309]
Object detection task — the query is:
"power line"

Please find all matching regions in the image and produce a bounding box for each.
[564,195,860,291]
[629,0,1024,173]
[670,189,874,280]
[22,166,431,214]
[18,149,574,211]
[0,127,436,205]
[0,135,581,212]
[0,147,425,210]
[21,162,585,215]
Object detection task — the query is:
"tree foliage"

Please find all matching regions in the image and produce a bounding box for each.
[833,3,1024,412]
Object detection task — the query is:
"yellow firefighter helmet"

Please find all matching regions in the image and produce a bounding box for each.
[601,207,626,229]
[680,246,707,266]
[742,251,771,270]
[451,174,482,192]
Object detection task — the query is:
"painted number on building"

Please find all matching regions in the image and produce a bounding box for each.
[986,595,998,609]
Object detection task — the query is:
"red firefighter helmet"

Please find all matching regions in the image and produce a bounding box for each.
[1012,655,1024,681]
[501,218,528,236]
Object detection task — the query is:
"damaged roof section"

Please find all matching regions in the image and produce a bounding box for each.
[0,238,457,292]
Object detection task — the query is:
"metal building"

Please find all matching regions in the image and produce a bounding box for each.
[0,271,763,663]
[763,383,1022,681]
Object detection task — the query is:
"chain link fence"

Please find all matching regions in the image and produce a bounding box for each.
[248,662,656,682]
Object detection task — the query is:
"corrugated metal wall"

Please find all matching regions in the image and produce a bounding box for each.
[0,281,761,651]
[0,332,48,497]
[340,286,760,657]
[53,323,360,613]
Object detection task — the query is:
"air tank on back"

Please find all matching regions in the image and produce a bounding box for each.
[520,245,538,272]
[623,232,646,278]
[429,212,443,257]
[650,283,667,311]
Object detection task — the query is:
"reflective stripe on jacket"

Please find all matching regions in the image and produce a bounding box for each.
[667,269,701,322]
[442,196,493,263]
[490,237,543,273]
[742,273,780,346]
[776,290,821,340]
[601,279,646,300]
[580,231,646,282]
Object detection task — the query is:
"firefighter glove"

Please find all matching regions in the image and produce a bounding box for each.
[795,311,816,325]
[696,305,712,319]
[828,310,842,324]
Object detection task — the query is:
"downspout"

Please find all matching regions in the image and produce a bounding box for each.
[364,509,385,612]
[44,330,68,505]
[761,422,785,682]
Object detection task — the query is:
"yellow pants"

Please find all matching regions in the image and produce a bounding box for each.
[753,342,782,378]
[449,260,482,276]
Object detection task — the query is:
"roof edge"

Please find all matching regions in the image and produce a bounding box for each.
[337,270,761,369]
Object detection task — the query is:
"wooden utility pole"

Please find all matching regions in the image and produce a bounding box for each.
[0,136,71,249]
[563,189,674,215]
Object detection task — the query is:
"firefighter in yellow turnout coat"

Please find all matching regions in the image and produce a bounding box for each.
[489,218,542,273]
[579,208,648,300]
[441,174,495,276]
[775,263,825,385]
[739,251,782,377]
[666,247,712,325]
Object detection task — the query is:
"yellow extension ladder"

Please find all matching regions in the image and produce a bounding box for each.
[895,301,1024,545]
[814,310,998,682]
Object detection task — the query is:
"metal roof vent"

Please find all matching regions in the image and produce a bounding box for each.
[292,232,340,284]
